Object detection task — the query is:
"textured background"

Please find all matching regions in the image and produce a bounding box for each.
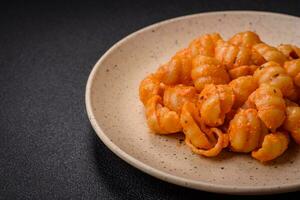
[1,0,300,199]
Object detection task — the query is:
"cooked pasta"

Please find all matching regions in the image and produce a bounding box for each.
[284,59,300,87]
[145,95,181,134]
[139,74,165,105]
[253,61,298,100]
[284,100,300,144]
[185,127,229,157]
[180,102,212,150]
[198,84,234,126]
[189,33,223,57]
[215,40,253,69]
[155,48,193,85]
[252,43,287,65]
[191,55,230,91]
[277,44,300,60]
[228,109,267,152]
[228,31,261,48]
[252,132,289,162]
[229,76,258,108]
[163,84,197,113]
[139,31,300,163]
[228,65,258,79]
[244,84,286,131]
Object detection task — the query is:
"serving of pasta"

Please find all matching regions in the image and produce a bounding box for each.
[139,31,300,163]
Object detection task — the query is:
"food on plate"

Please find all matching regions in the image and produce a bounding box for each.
[191,55,230,91]
[228,108,267,153]
[145,95,181,134]
[252,132,289,162]
[163,84,197,114]
[284,100,300,144]
[198,84,234,126]
[252,43,287,65]
[229,76,258,108]
[284,59,300,87]
[139,31,300,163]
[244,84,286,131]
[253,61,298,100]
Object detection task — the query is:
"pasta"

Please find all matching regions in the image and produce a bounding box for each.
[228,109,267,153]
[185,128,229,157]
[229,76,258,108]
[180,102,213,150]
[284,100,300,144]
[139,31,300,163]
[252,43,287,65]
[155,48,193,85]
[284,59,300,87]
[163,84,197,113]
[253,61,298,100]
[139,74,165,105]
[181,102,228,157]
[244,84,286,131]
[198,84,234,126]
[228,31,261,48]
[252,132,289,162]
[145,95,181,134]
[215,40,253,69]
[191,55,230,91]
[189,33,223,57]
[228,65,258,79]
[277,44,300,59]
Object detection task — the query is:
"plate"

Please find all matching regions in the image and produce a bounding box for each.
[86,11,300,194]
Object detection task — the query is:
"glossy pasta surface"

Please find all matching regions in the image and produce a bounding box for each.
[139,31,300,163]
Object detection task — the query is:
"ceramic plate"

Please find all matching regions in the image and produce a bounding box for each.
[86,11,300,194]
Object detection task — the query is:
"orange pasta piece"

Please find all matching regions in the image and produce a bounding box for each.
[145,95,181,134]
[189,33,223,57]
[156,48,193,85]
[253,61,298,100]
[284,59,300,87]
[252,43,287,65]
[244,84,286,131]
[229,76,258,108]
[198,84,234,126]
[215,40,253,69]
[284,100,300,144]
[228,31,261,48]
[139,74,165,105]
[228,109,267,153]
[163,84,197,113]
[252,132,289,162]
[180,102,212,150]
[191,55,230,91]
[277,44,300,60]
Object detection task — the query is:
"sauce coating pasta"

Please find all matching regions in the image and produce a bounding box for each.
[198,84,234,126]
[228,31,261,48]
[229,76,258,108]
[252,132,289,162]
[139,31,300,163]
[284,59,300,87]
[191,55,230,91]
[252,43,287,65]
[163,84,197,113]
[228,109,267,153]
[245,84,286,131]
[253,61,297,100]
[145,95,181,134]
[284,100,300,144]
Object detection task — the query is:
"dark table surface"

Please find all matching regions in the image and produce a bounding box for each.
[1,1,300,199]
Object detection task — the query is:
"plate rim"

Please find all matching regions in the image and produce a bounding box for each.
[85,10,300,195]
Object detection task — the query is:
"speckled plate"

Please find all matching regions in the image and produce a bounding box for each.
[86,11,300,194]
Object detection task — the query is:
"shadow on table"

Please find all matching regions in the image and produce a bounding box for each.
[91,129,299,199]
